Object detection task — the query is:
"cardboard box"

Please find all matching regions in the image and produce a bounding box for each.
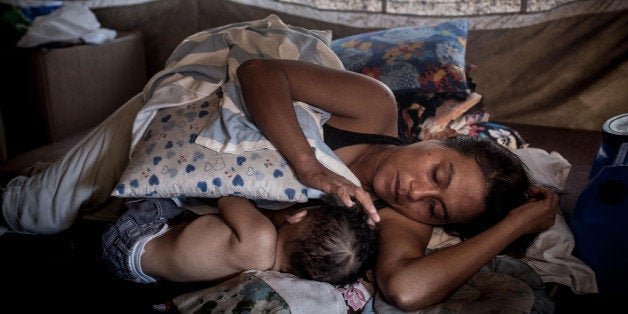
[0,32,147,160]
[31,32,147,142]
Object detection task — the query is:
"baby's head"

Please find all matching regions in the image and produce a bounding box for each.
[282,205,379,286]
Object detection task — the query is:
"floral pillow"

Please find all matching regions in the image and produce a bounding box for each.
[466,122,529,150]
[330,19,470,105]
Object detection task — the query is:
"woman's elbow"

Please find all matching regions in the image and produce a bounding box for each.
[379,277,436,311]
[237,59,266,80]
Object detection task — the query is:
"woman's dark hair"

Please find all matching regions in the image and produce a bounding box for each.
[285,205,379,286]
[441,135,537,257]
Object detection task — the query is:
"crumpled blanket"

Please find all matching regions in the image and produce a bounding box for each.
[129,14,360,195]
[172,270,348,314]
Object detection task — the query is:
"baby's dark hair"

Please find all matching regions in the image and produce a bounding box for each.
[440,135,538,257]
[285,205,379,286]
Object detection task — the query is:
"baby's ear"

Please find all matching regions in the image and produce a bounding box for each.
[286,210,308,224]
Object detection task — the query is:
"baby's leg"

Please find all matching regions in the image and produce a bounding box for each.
[1,94,144,235]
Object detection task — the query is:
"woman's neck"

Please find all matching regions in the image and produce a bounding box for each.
[347,144,396,195]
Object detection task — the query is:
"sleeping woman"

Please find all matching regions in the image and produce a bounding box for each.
[0,56,558,312]
[234,59,558,310]
[99,58,558,310]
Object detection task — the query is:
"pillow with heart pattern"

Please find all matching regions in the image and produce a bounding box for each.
[111,92,311,206]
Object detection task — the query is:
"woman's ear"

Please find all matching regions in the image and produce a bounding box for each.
[286,210,308,224]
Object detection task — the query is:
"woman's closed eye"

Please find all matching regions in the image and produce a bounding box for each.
[430,200,448,222]
[432,161,453,187]
[431,163,439,185]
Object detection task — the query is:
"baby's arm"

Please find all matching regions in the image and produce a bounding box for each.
[216,196,278,270]
[141,196,277,283]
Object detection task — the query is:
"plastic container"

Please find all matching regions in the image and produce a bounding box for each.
[588,113,628,179]
[572,113,628,295]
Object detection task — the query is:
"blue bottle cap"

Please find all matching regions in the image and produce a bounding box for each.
[602,113,628,148]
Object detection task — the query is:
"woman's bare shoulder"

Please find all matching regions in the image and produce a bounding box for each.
[379,207,432,236]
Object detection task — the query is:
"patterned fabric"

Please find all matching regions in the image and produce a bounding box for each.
[113,93,313,205]
[172,270,354,313]
[331,20,477,146]
[465,122,529,150]
[331,19,470,105]
[337,278,375,313]
[172,271,290,313]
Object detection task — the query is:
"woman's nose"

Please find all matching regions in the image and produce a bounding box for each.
[408,180,435,200]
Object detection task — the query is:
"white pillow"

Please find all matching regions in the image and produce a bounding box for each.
[111,92,311,205]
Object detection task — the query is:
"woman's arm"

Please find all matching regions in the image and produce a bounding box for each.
[376,187,559,311]
[237,59,398,223]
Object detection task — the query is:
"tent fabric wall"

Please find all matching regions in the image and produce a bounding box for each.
[6,0,619,130]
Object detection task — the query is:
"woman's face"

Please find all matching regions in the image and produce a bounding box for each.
[372,140,487,225]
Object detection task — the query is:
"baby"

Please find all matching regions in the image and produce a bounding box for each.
[102,196,378,286]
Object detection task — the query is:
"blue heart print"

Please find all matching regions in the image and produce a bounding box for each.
[189,133,197,144]
[232,175,244,186]
[237,156,246,166]
[165,141,173,149]
[149,174,160,186]
[192,151,204,162]
[212,177,222,187]
[301,188,308,197]
[161,114,171,123]
[284,188,296,200]
[197,181,208,192]
[185,164,195,173]
[115,184,125,195]
[273,169,284,178]
[130,179,139,188]
[198,110,209,118]
[201,101,209,108]
[153,156,162,166]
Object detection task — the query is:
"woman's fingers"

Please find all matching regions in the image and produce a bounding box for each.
[333,184,380,226]
[514,186,560,232]
[354,189,380,225]
[295,163,380,225]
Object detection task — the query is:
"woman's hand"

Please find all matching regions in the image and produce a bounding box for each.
[507,186,559,234]
[293,158,380,226]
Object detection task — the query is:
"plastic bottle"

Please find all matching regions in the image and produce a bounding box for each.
[572,113,628,295]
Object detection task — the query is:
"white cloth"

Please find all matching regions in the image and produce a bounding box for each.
[514,148,598,294]
[1,94,143,235]
[17,3,116,47]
